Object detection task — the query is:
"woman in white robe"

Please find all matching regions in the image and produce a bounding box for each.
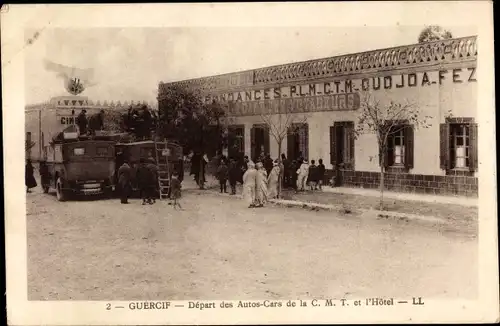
[255,162,269,207]
[242,162,257,207]
[296,159,309,191]
[267,161,280,199]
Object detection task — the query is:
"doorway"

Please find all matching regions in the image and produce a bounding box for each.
[227,125,245,160]
[330,121,355,186]
[287,123,309,161]
[251,124,269,161]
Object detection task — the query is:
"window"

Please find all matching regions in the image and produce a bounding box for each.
[379,122,414,170]
[387,126,406,166]
[440,118,477,172]
[96,146,110,156]
[73,148,85,156]
[450,124,470,168]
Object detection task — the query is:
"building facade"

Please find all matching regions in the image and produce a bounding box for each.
[25,95,157,161]
[159,36,478,197]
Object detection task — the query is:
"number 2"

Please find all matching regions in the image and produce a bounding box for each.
[106,303,111,310]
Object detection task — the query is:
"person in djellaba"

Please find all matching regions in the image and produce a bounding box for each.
[39,160,50,191]
[228,158,240,195]
[296,159,310,192]
[255,162,269,207]
[242,161,257,208]
[147,157,159,203]
[137,158,155,205]
[118,158,133,204]
[25,159,37,193]
[267,159,281,199]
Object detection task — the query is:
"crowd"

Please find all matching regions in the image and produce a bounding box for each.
[212,152,327,208]
[26,147,327,209]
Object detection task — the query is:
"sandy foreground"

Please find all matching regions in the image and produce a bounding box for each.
[26,187,477,301]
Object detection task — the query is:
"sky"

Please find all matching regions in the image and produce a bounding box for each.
[24,26,477,105]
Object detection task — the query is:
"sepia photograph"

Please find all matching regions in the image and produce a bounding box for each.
[3,2,498,325]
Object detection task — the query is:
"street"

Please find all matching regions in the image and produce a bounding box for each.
[27,187,477,301]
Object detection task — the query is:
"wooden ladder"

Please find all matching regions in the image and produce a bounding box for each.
[154,140,171,200]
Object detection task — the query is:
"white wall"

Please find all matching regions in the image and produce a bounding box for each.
[226,67,477,176]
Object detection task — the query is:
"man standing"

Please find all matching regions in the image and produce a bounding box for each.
[118,159,132,204]
[88,110,105,136]
[147,158,159,203]
[281,153,289,188]
[137,158,154,205]
[76,109,88,135]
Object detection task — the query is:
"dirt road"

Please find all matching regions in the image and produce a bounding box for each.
[27,188,477,301]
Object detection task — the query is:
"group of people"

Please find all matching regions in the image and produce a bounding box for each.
[116,156,181,206]
[281,154,326,192]
[76,109,105,136]
[212,151,327,208]
[241,160,281,208]
[294,158,326,191]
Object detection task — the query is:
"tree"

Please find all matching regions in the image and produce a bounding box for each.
[418,25,453,43]
[157,84,226,189]
[259,94,308,198]
[354,92,432,209]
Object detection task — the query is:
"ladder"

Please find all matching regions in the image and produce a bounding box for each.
[154,140,171,200]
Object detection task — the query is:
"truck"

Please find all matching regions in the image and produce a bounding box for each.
[42,127,118,201]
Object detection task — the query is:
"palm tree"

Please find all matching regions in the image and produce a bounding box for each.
[418,26,453,43]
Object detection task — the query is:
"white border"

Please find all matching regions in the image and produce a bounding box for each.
[3,2,498,325]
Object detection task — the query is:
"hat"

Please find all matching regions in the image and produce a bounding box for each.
[303,159,308,163]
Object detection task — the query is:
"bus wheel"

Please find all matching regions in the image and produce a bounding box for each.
[56,178,67,201]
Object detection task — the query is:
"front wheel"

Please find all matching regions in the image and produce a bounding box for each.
[56,177,67,201]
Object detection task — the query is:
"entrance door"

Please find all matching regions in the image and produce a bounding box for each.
[251,125,269,161]
[227,125,245,160]
[330,121,355,186]
[287,123,309,161]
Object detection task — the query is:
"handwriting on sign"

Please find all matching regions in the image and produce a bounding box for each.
[226,93,360,117]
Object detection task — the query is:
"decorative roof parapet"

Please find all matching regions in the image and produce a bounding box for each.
[253,35,477,85]
[160,36,477,93]
[25,97,157,111]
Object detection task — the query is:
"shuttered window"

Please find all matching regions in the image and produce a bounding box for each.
[379,123,414,170]
[440,118,478,172]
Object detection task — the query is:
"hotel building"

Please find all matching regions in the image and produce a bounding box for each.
[158,36,478,197]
